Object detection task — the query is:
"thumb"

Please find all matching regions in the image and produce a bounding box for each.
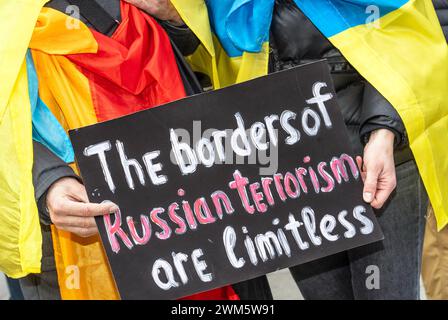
[363,166,379,203]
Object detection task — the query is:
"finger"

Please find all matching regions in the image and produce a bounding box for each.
[58,226,99,238]
[57,200,119,218]
[67,180,89,203]
[356,156,363,172]
[356,156,367,182]
[360,170,367,183]
[56,216,97,229]
[371,188,393,209]
[371,173,396,209]
[363,165,380,203]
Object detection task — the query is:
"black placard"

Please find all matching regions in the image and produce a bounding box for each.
[69,61,383,300]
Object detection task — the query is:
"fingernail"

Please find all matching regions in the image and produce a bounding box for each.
[110,205,119,214]
[363,192,373,202]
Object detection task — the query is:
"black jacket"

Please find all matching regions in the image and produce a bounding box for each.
[434,0,448,41]
[270,0,412,162]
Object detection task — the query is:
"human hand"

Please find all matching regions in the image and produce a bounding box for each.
[356,129,396,209]
[46,177,119,237]
[123,0,184,26]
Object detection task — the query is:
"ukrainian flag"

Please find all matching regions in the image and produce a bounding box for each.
[173,0,448,230]
[294,0,448,230]
[1,0,447,300]
[171,0,274,88]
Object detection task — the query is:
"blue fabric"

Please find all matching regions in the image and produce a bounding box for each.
[26,51,74,163]
[293,0,409,37]
[206,0,274,57]
[206,0,409,57]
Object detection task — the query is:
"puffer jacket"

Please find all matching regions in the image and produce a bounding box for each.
[270,0,412,164]
[434,0,448,41]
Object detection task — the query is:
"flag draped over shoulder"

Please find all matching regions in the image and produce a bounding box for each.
[294,0,448,230]
[173,0,448,230]
[2,0,446,300]
[1,1,237,300]
[171,0,274,88]
[0,0,46,279]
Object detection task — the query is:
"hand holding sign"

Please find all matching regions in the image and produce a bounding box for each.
[46,177,119,238]
[70,61,384,299]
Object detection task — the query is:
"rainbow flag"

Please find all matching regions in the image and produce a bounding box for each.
[1,0,446,300]
[173,0,448,230]
[0,1,237,300]
[28,3,186,300]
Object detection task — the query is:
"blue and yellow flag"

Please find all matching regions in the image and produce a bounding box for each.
[173,0,448,230]
[172,0,273,88]
[0,0,447,291]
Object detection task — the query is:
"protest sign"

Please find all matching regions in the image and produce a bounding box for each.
[70,61,383,299]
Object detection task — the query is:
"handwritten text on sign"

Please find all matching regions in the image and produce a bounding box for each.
[70,61,383,300]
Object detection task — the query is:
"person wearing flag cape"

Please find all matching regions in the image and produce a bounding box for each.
[0,0,446,300]
[125,0,448,300]
[1,0,240,300]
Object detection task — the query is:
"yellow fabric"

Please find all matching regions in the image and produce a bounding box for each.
[174,0,448,230]
[50,227,118,300]
[171,0,269,89]
[214,38,270,87]
[28,2,267,298]
[30,54,97,131]
[330,0,448,230]
[29,7,118,299]
[170,0,218,85]
[30,7,98,131]
[0,60,42,279]
[0,0,48,278]
[30,7,98,55]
